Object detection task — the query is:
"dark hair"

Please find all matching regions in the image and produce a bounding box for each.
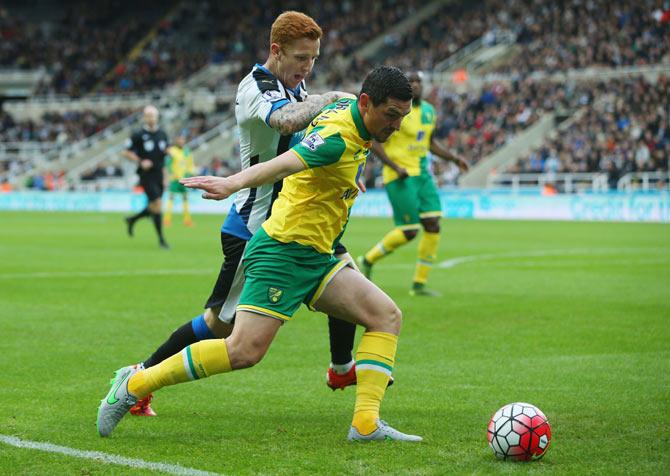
[360,66,412,106]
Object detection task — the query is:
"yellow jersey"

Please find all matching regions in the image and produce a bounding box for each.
[381,100,436,184]
[262,98,371,254]
[166,146,194,180]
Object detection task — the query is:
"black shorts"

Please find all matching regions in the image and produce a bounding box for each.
[334,243,347,255]
[140,175,164,201]
[205,231,348,322]
[204,232,248,321]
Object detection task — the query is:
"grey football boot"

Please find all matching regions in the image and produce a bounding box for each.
[97,365,139,437]
[348,419,422,442]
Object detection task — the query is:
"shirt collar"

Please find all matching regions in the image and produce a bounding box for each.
[255,63,302,96]
[350,99,371,141]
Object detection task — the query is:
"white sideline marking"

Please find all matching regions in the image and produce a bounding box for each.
[437,247,665,269]
[0,434,220,476]
[379,247,666,270]
[0,269,207,280]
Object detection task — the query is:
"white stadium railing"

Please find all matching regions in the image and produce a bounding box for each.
[618,172,670,192]
[488,172,609,193]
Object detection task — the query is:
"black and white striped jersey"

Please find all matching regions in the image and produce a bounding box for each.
[221,63,308,240]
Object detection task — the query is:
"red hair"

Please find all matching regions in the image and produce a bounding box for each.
[270,11,322,46]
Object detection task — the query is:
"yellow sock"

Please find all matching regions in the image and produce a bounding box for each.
[164,197,174,224]
[364,228,412,264]
[352,332,398,435]
[128,339,232,399]
[413,231,440,284]
[183,199,192,223]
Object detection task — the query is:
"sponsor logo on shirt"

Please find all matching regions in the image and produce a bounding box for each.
[300,132,325,152]
[262,90,284,102]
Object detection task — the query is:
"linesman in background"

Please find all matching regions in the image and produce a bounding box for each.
[122,105,170,249]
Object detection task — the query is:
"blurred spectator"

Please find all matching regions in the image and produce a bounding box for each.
[0,109,134,143]
[513,75,670,175]
[494,0,670,77]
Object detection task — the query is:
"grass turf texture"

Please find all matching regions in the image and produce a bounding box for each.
[0,211,668,475]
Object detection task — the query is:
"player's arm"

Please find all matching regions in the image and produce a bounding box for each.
[429,133,469,172]
[181,151,305,200]
[371,141,409,179]
[269,91,354,136]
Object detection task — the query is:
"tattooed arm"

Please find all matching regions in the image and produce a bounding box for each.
[268,91,353,136]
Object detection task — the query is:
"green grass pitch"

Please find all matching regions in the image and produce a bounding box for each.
[0,211,668,475]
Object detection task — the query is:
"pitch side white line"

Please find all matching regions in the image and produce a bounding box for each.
[0,434,221,476]
[379,247,667,270]
[0,269,207,280]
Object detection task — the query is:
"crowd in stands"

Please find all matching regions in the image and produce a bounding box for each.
[0,109,133,144]
[3,0,423,95]
[333,0,508,86]
[433,79,589,165]
[3,0,670,96]
[3,1,670,193]
[508,75,670,186]
[1,3,167,96]
[493,0,670,77]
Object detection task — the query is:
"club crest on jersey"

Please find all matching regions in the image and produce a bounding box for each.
[268,287,283,303]
[262,90,284,101]
[301,132,325,152]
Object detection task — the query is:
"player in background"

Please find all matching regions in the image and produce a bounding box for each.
[358,72,469,296]
[164,132,194,227]
[122,105,170,249]
[125,11,360,417]
[97,66,421,442]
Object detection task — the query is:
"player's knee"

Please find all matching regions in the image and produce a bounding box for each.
[422,218,440,233]
[367,301,402,334]
[387,304,403,334]
[204,308,233,338]
[228,337,269,369]
[233,346,265,369]
[403,229,418,241]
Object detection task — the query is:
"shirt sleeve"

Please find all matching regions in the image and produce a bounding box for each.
[125,131,140,154]
[243,86,290,127]
[291,127,346,168]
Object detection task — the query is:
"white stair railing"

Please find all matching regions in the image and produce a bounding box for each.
[617,172,670,192]
[488,172,609,193]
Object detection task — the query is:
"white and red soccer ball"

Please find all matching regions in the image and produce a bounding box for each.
[487,402,552,461]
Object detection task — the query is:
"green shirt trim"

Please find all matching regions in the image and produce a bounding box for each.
[351,100,371,141]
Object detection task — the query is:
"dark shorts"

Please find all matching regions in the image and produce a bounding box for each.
[204,232,248,322]
[140,174,164,201]
[205,231,348,323]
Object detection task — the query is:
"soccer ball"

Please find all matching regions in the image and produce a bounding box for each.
[487,402,551,461]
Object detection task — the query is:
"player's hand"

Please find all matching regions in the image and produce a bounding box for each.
[140,159,153,171]
[396,167,409,180]
[452,155,470,173]
[357,178,367,193]
[181,176,235,200]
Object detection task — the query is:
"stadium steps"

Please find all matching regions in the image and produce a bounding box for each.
[91,2,183,94]
[459,113,557,188]
[434,34,517,75]
[9,111,143,188]
[0,69,46,99]
[187,114,237,169]
[312,0,454,89]
[66,111,237,189]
